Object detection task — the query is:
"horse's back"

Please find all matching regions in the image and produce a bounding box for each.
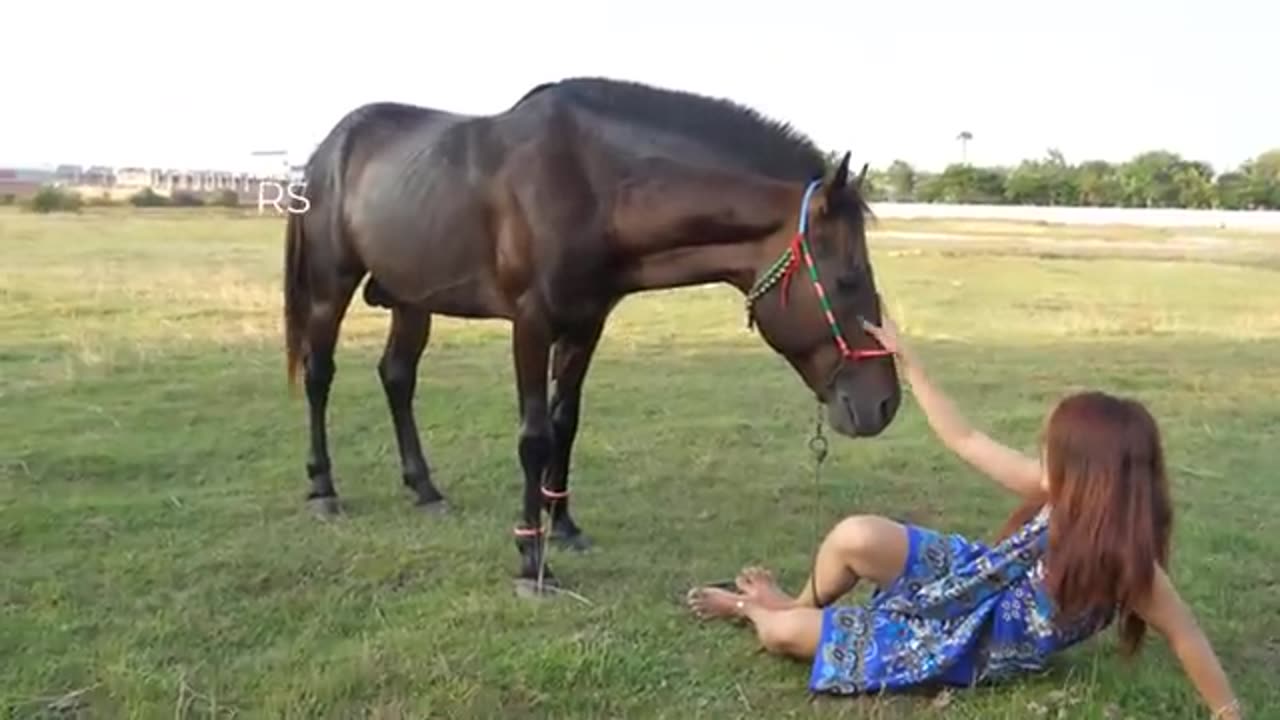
[306,79,798,320]
[303,101,462,237]
[321,102,517,315]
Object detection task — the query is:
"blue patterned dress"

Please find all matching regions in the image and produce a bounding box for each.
[809,506,1115,694]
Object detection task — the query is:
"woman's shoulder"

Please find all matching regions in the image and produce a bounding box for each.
[1009,503,1053,541]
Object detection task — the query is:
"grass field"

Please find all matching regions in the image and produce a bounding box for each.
[2,207,1278,718]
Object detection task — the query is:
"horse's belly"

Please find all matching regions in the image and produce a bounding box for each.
[347,168,503,310]
[356,226,505,317]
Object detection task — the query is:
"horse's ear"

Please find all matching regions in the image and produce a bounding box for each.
[823,151,851,212]
[854,162,870,191]
[827,151,851,193]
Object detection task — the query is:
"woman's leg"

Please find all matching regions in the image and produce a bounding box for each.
[686,514,911,656]
[739,514,911,609]
[686,587,825,659]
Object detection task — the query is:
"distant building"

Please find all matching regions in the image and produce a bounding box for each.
[55,164,83,184]
[0,167,54,200]
[4,154,313,204]
[116,167,151,188]
[150,169,267,197]
[81,166,116,187]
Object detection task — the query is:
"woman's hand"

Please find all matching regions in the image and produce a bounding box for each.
[860,302,1046,500]
[860,312,910,363]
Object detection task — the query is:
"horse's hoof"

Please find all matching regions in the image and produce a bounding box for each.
[552,531,593,553]
[308,496,342,519]
[513,577,561,600]
[415,498,450,516]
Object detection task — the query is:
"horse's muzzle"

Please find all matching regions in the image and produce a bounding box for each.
[827,369,901,438]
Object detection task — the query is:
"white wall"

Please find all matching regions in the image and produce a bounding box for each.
[869,203,1280,231]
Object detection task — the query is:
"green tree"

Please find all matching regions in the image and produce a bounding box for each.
[1043,149,1080,205]
[925,164,1006,204]
[814,145,1280,209]
[1173,162,1215,208]
[859,169,890,201]
[1119,150,1185,207]
[1002,149,1079,206]
[1114,152,1218,208]
[1240,149,1280,209]
[914,172,941,202]
[1214,171,1251,209]
[130,188,168,207]
[170,191,204,207]
[1076,161,1124,206]
[27,186,82,213]
[1004,159,1053,205]
[885,160,916,201]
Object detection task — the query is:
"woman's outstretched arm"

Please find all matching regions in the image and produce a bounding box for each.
[1133,565,1242,718]
[862,313,1045,502]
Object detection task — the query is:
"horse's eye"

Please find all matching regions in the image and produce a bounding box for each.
[835,271,862,292]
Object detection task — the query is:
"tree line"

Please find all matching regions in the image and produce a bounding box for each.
[13,146,1279,213]
[840,148,1280,210]
[14,186,242,213]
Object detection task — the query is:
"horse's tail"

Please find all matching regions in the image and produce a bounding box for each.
[284,110,360,389]
[283,208,308,390]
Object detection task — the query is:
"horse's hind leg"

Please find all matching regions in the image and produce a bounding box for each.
[542,315,607,552]
[378,304,446,511]
[304,271,362,517]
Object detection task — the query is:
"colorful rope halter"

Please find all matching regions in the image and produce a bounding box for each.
[745,178,892,363]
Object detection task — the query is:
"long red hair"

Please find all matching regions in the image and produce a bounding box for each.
[996,391,1174,656]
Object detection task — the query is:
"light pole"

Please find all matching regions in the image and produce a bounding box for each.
[956,131,973,165]
[249,150,289,180]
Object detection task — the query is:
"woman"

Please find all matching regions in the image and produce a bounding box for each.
[686,313,1243,718]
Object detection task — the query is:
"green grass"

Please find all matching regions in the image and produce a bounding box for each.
[2,207,1278,718]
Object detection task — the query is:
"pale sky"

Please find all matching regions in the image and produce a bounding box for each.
[6,0,1276,174]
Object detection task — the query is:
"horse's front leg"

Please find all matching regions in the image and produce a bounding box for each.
[542,315,607,551]
[511,310,556,589]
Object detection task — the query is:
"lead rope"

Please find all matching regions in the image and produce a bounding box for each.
[536,486,569,595]
[537,496,554,593]
[807,404,829,609]
[806,405,830,704]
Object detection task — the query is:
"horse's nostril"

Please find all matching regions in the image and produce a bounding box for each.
[878,397,894,422]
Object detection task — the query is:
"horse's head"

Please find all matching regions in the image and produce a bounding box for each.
[746,152,901,438]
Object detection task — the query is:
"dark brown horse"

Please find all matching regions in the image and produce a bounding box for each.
[283,77,901,588]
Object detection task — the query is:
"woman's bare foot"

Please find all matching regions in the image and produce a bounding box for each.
[735,566,796,610]
[686,586,748,621]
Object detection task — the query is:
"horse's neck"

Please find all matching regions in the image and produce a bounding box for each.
[610,169,800,294]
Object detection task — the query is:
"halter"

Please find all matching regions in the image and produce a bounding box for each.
[744,178,892,363]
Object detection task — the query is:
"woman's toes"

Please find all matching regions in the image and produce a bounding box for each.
[686,588,714,619]
[739,566,775,591]
[686,586,744,620]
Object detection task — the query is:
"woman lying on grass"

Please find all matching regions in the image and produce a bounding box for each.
[686,313,1243,718]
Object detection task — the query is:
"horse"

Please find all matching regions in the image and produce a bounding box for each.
[282,77,902,590]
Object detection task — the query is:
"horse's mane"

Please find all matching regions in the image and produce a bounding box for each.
[518,77,829,183]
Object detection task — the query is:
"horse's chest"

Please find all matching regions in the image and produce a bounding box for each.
[528,253,616,326]
[531,282,598,324]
